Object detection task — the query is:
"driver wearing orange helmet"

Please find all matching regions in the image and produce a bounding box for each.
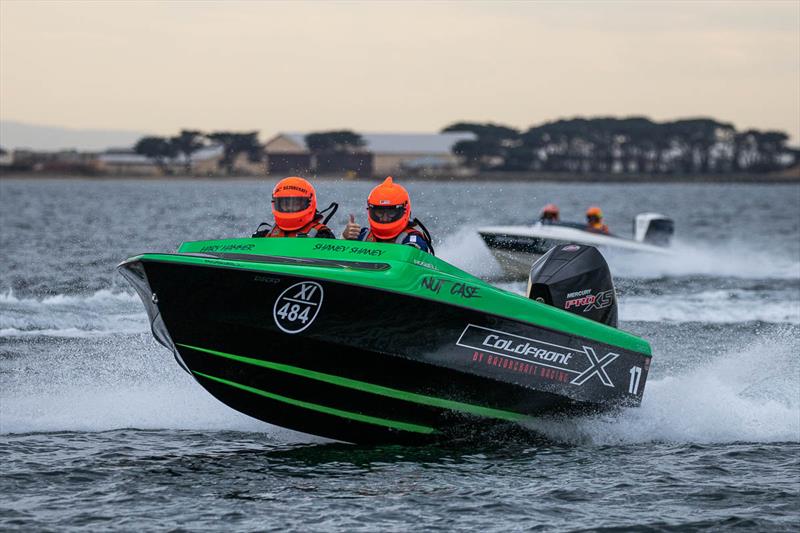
[252,176,336,238]
[342,176,433,254]
[539,203,560,224]
[585,206,609,234]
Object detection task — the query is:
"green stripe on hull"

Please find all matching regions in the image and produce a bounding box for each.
[179,343,532,423]
[193,370,435,434]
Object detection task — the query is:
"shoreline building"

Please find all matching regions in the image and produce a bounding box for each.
[0,147,13,167]
[97,145,224,176]
[263,132,476,177]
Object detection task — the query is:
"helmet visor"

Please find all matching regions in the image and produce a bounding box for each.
[369,204,406,224]
[274,196,311,213]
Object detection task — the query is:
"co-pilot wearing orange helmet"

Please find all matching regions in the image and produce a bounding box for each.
[585,206,610,234]
[342,176,433,254]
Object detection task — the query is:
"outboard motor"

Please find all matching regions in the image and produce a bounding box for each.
[633,213,674,247]
[527,244,618,328]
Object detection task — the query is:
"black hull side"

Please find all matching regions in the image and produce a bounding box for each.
[479,232,554,256]
[120,259,650,444]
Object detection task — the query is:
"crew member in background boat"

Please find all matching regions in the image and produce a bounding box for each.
[539,203,560,224]
[585,206,610,234]
[252,176,336,238]
[341,176,434,254]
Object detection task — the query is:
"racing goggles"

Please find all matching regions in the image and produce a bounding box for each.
[273,196,311,213]
[368,203,406,223]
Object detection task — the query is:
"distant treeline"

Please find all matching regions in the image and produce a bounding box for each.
[129,118,797,177]
[133,130,366,174]
[442,118,797,174]
[134,130,262,174]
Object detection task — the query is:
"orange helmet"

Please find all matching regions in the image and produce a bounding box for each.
[367,176,410,240]
[271,176,317,231]
[541,203,560,218]
[586,206,603,220]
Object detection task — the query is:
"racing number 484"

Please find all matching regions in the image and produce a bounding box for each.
[276,302,310,324]
[628,366,642,394]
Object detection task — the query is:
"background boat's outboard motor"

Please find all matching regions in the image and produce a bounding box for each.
[527,244,618,328]
[633,213,674,247]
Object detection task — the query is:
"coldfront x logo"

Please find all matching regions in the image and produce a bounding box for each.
[570,347,618,386]
[456,324,619,387]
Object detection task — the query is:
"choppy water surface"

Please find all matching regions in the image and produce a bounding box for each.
[1,179,799,531]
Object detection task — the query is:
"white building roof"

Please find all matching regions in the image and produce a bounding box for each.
[176,144,224,163]
[97,151,152,165]
[98,144,224,165]
[280,132,476,154]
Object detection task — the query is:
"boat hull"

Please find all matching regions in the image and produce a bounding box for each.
[120,254,651,444]
[479,232,552,278]
[479,224,670,279]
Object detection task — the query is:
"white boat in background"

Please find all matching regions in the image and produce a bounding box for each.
[479,213,674,278]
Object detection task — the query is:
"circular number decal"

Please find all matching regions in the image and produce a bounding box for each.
[273,281,324,334]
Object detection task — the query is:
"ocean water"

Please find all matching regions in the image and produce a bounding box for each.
[1,178,798,531]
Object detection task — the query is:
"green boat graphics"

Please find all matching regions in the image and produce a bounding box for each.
[119,237,652,444]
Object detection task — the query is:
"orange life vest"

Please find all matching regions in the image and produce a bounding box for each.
[588,222,609,234]
[261,219,333,238]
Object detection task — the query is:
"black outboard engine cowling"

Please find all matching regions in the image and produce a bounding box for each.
[527,244,618,328]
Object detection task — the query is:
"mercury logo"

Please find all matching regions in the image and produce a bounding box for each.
[273,281,324,334]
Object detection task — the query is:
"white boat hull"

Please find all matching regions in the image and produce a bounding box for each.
[479,223,671,279]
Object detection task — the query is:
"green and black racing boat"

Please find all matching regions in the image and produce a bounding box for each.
[118,238,652,444]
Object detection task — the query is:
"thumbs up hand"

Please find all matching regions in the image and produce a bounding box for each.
[342,213,361,240]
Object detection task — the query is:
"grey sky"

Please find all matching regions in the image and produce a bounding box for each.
[1,1,798,142]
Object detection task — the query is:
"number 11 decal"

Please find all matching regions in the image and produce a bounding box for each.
[628,366,642,394]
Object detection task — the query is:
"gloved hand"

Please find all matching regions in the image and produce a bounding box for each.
[342,214,361,240]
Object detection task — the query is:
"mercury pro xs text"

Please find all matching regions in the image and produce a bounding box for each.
[119,238,652,444]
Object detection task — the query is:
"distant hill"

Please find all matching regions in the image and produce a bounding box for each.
[0,120,148,152]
